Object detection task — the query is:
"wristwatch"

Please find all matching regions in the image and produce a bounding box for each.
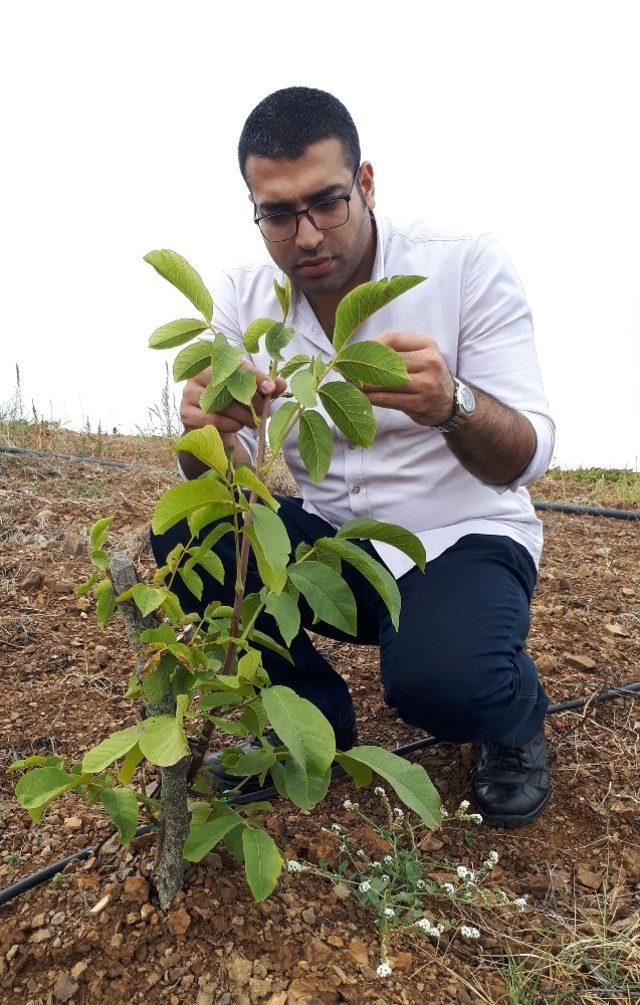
[434,376,476,433]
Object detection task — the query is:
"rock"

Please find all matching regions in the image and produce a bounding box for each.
[564,653,597,671]
[168,908,191,936]
[605,622,630,637]
[90,894,111,914]
[622,587,635,597]
[70,961,87,981]
[63,816,83,832]
[228,955,253,986]
[326,935,343,948]
[29,928,52,943]
[576,866,603,890]
[123,876,150,904]
[31,913,46,928]
[287,979,338,1004]
[388,951,412,972]
[301,908,316,925]
[267,994,288,1005]
[595,546,610,557]
[536,654,558,672]
[6,945,19,962]
[333,882,351,901]
[622,846,640,878]
[44,577,75,595]
[19,569,43,590]
[248,976,273,1000]
[53,971,79,1002]
[348,938,369,966]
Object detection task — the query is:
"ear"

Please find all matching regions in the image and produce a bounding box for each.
[359,161,376,211]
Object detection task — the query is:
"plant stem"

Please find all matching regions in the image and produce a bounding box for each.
[187,387,272,785]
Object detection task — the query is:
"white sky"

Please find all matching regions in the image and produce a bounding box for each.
[1,1,638,470]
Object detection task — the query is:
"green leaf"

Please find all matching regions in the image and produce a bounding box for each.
[172,425,228,476]
[129,583,167,617]
[209,331,245,388]
[227,368,257,406]
[263,591,300,647]
[333,275,427,352]
[95,579,116,627]
[335,340,410,387]
[238,649,262,684]
[249,504,291,581]
[82,725,142,774]
[242,827,283,902]
[280,354,310,379]
[318,381,376,448]
[287,561,357,635]
[152,479,232,535]
[117,744,143,784]
[243,526,286,594]
[261,685,336,777]
[184,811,244,862]
[268,401,298,452]
[340,745,441,827]
[290,369,317,408]
[178,565,204,600]
[298,410,334,484]
[223,748,275,777]
[90,516,114,551]
[315,538,401,630]
[139,715,190,767]
[243,317,278,353]
[273,275,292,321]
[336,518,426,571]
[15,767,79,821]
[144,249,213,322]
[188,502,235,536]
[199,380,233,414]
[101,787,138,843]
[233,467,278,510]
[245,627,294,665]
[173,339,215,382]
[284,757,331,810]
[334,752,373,783]
[149,318,209,350]
[265,323,295,361]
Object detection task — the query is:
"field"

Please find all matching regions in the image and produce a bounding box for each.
[0,422,639,1004]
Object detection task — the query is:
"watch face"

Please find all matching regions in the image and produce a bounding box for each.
[459,385,475,414]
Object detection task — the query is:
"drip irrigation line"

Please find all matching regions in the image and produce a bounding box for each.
[2,445,639,521]
[2,677,639,909]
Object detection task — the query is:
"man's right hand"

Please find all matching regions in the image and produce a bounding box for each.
[180,361,288,440]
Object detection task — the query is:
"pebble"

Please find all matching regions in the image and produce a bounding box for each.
[53,971,79,1002]
[168,907,191,936]
[123,876,150,904]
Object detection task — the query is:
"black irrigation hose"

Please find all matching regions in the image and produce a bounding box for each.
[2,679,640,909]
[3,445,640,521]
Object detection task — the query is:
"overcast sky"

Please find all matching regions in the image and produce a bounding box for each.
[1,1,638,470]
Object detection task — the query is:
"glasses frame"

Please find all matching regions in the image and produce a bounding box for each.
[253,167,361,243]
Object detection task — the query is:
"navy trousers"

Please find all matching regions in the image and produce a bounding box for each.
[149,495,549,749]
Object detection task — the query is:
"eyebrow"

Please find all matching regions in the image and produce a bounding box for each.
[257,182,345,214]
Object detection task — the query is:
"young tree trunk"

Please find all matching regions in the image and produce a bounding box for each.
[109,552,190,910]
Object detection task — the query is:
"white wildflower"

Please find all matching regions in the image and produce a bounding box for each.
[459,799,470,811]
[460,925,481,939]
[495,889,509,903]
[358,880,372,893]
[330,823,342,834]
[384,907,395,918]
[441,882,455,895]
[356,849,366,859]
[376,962,392,978]
[374,786,386,797]
[441,807,449,818]
[371,860,381,869]
[339,842,348,853]
[342,799,353,811]
[488,850,499,864]
[287,860,304,873]
[415,917,431,931]
[470,813,483,824]
[383,855,393,864]
[416,879,426,890]
[393,807,404,819]
[381,874,390,884]
[456,866,470,880]
[428,925,443,937]
[514,896,527,911]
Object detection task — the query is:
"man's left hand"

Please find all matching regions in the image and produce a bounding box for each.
[360,332,456,428]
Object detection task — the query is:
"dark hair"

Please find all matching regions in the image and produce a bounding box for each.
[238,86,361,184]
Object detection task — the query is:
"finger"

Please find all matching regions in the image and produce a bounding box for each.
[361,378,420,396]
[180,406,244,433]
[363,391,423,410]
[374,331,435,352]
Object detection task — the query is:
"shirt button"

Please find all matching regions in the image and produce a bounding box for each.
[351,484,361,494]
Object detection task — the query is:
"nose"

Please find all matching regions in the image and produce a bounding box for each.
[294,212,324,252]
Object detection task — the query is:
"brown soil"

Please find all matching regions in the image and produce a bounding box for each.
[0,436,639,1005]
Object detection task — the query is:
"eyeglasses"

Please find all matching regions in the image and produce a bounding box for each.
[253,168,360,243]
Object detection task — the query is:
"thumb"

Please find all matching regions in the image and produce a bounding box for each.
[258,373,287,397]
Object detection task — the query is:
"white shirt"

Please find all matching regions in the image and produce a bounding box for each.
[177,208,555,579]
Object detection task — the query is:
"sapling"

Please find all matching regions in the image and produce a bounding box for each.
[11,250,442,910]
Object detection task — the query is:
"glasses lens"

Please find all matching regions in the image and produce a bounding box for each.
[308,198,349,230]
[259,213,297,242]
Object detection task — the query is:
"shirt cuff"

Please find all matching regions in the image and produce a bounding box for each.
[481,410,556,495]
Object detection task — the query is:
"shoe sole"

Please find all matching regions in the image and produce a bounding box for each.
[475,787,551,828]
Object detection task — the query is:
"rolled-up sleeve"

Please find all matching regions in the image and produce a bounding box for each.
[458,234,556,494]
[175,269,258,481]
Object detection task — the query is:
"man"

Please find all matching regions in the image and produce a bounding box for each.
[149,86,555,828]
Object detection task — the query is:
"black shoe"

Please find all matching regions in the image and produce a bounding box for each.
[472,728,550,827]
[201,721,359,794]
